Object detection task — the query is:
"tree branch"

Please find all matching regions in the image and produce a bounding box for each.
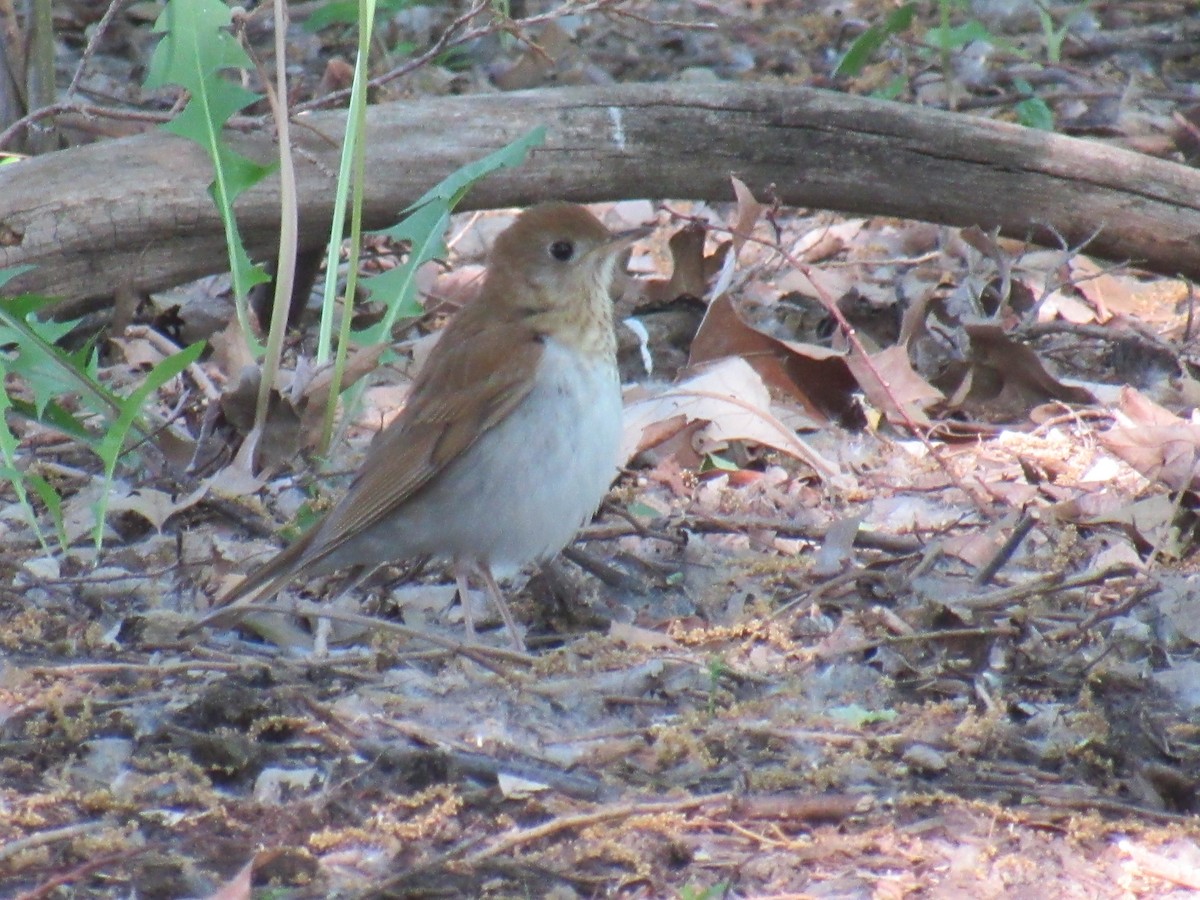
[2,82,1199,304]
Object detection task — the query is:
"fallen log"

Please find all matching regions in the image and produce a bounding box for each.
[2,82,1199,303]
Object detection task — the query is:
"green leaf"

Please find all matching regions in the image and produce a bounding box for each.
[145,0,253,86]
[871,73,910,100]
[404,126,547,214]
[626,501,661,519]
[91,341,206,547]
[0,285,64,547]
[145,0,273,299]
[434,46,471,72]
[26,472,67,552]
[834,2,917,77]
[281,499,324,542]
[1016,96,1054,130]
[699,453,738,473]
[303,0,363,30]
[925,19,994,50]
[0,456,49,551]
[0,264,34,291]
[0,295,121,420]
[303,0,412,32]
[6,396,96,445]
[357,202,450,343]
[358,127,548,343]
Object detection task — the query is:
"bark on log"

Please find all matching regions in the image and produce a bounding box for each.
[2,82,1199,304]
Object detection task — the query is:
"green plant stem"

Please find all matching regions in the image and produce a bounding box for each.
[254,0,300,450]
[145,0,273,347]
[317,0,376,455]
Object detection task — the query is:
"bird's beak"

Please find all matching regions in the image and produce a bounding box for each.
[610,223,655,248]
[592,223,655,258]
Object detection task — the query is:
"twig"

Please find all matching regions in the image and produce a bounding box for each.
[463,795,725,865]
[674,513,928,553]
[196,599,535,670]
[364,726,613,801]
[954,565,1139,612]
[1027,406,1114,437]
[1044,581,1155,641]
[1184,278,1196,344]
[1,1,635,150]
[973,509,1039,587]
[294,0,637,114]
[65,0,135,100]
[959,88,1200,112]
[859,623,1021,652]
[122,325,221,401]
[26,660,266,677]
[1019,319,1183,368]
[603,7,717,29]
[770,567,891,620]
[0,821,107,863]
[13,849,144,900]
[358,794,729,897]
[293,0,494,114]
[0,102,172,150]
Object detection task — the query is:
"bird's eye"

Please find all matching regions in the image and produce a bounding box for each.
[548,240,575,262]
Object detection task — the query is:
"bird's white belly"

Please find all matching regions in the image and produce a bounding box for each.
[343,339,621,574]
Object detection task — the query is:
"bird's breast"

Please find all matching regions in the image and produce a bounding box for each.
[347,338,623,573]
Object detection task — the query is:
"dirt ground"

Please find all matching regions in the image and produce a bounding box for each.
[3,0,1200,897]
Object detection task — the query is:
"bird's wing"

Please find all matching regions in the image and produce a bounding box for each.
[212,313,543,610]
[312,315,543,554]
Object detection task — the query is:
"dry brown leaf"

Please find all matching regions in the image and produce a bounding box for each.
[203,857,254,900]
[209,314,257,382]
[1069,257,1126,323]
[1040,289,1099,324]
[656,223,708,300]
[812,514,861,577]
[205,461,267,499]
[845,345,944,426]
[609,621,680,649]
[1100,387,1200,491]
[948,324,1096,421]
[1157,581,1200,646]
[793,218,867,263]
[1113,385,1190,428]
[630,414,707,468]
[106,483,209,532]
[110,335,167,369]
[774,261,856,302]
[1072,493,1185,556]
[298,343,389,440]
[689,293,855,422]
[730,175,767,256]
[942,530,1007,568]
[490,20,574,91]
[644,223,728,304]
[621,356,839,478]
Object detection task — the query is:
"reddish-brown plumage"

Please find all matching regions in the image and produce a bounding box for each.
[204,203,651,650]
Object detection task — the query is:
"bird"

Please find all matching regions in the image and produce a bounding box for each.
[202,202,651,650]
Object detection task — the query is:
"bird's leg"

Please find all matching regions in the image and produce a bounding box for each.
[479,565,526,652]
[454,565,477,641]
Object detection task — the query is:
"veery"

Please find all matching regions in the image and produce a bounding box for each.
[207,203,650,649]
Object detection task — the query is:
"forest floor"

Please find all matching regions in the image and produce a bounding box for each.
[3,0,1200,897]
